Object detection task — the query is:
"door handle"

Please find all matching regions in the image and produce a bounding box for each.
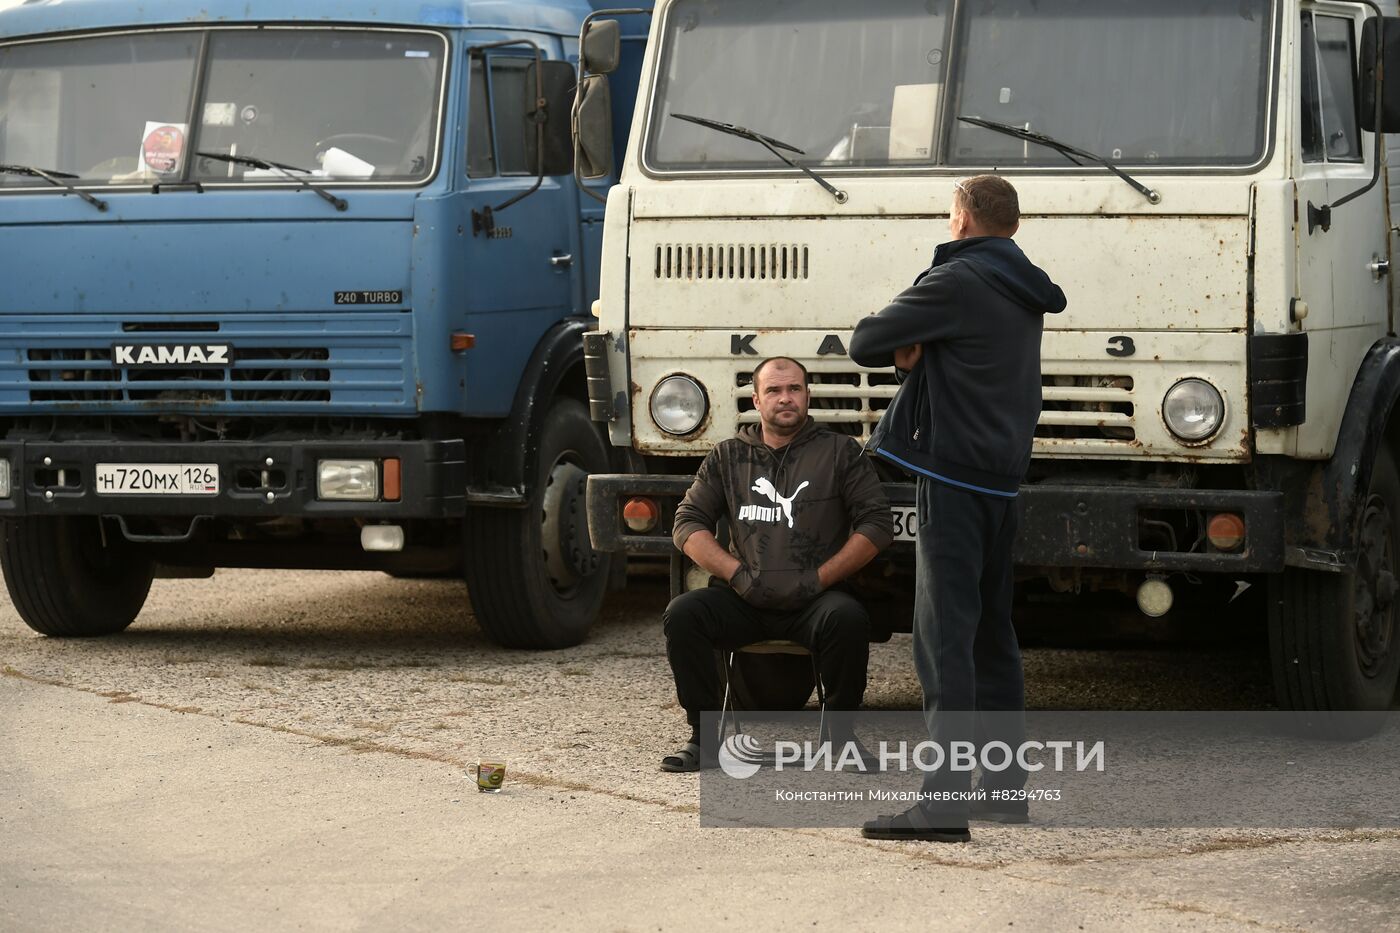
[550,254,574,268]
[1371,255,1391,281]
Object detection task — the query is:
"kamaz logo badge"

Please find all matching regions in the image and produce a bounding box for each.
[113,344,232,367]
[730,334,848,357]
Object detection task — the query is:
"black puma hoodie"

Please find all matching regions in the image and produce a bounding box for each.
[672,417,893,610]
[850,236,1067,497]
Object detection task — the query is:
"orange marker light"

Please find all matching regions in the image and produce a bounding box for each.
[451,332,476,351]
[382,458,402,502]
[1207,512,1246,552]
[622,497,660,533]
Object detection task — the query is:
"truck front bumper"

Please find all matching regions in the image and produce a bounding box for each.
[0,438,465,519]
[587,474,1286,574]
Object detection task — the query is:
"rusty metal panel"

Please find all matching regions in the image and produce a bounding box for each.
[1252,179,1300,457]
[627,215,1250,333]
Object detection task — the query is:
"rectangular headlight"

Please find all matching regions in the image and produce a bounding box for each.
[0,459,10,499]
[317,459,379,501]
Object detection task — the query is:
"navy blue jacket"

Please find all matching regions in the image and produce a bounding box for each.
[850,236,1066,497]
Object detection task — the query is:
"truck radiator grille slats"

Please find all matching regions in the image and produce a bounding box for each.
[2,315,411,414]
[735,369,896,438]
[1036,374,1136,444]
[731,369,1137,446]
[656,243,810,281]
[26,347,334,403]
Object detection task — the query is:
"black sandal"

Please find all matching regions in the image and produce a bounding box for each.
[660,742,703,773]
[861,806,970,843]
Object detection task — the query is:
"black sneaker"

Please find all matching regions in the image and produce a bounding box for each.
[969,797,1029,824]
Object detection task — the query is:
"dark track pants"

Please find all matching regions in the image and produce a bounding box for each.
[914,477,1028,821]
[663,585,870,731]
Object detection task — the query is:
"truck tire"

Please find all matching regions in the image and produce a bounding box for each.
[0,516,153,637]
[1269,447,1400,716]
[463,399,613,648]
[727,652,817,711]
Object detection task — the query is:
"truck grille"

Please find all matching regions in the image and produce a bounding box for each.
[1036,373,1136,446]
[1,315,411,414]
[27,347,333,403]
[732,369,1137,446]
[656,243,810,281]
[735,369,896,438]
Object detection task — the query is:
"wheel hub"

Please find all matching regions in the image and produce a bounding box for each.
[1353,494,1397,678]
[540,461,598,592]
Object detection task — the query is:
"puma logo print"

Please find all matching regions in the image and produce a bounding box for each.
[738,476,810,528]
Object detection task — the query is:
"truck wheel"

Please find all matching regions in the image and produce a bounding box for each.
[726,652,817,711]
[463,399,613,648]
[0,517,153,637]
[1269,447,1400,716]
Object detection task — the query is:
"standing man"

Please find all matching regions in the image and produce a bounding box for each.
[659,356,893,772]
[850,176,1066,841]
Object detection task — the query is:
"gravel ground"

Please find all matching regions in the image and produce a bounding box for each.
[3,569,1398,929]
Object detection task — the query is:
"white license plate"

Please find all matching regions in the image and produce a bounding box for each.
[95,463,219,496]
[891,506,918,542]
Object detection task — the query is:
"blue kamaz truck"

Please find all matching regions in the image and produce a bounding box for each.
[0,0,649,647]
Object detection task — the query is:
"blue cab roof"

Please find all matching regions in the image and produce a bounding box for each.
[0,0,605,39]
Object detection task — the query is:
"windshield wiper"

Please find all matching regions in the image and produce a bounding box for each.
[0,163,108,212]
[671,113,848,204]
[195,151,348,212]
[957,116,1161,205]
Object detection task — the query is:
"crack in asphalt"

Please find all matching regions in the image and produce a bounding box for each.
[7,665,701,812]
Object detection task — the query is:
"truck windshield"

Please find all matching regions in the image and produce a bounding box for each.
[646,0,1274,172]
[0,28,446,190]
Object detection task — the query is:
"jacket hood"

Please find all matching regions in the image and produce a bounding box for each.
[929,236,1067,315]
[737,415,824,448]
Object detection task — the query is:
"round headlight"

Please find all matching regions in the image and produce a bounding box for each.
[1162,378,1224,442]
[650,374,708,436]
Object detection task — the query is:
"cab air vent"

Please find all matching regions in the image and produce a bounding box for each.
[654,243,810,281]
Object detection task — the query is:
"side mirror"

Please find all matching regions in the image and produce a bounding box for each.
[573,74,615,180]
[581,19,621,76]
[1360,16,1400,133]
[524,60,578,176]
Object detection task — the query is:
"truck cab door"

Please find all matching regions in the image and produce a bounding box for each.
[457,38,582,417]
[1293,7,1391,456]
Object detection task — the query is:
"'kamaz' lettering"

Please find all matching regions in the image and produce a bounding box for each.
[112,344,232,367]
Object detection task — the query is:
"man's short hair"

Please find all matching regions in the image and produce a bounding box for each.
[751,356,810,392]
[955,174,1020,235]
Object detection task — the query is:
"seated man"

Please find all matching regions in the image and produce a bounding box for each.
[660,356,893,772]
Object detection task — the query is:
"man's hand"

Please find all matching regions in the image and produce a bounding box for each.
[816,533,881,590]
[893,343,923,371]
[681,530,743,586]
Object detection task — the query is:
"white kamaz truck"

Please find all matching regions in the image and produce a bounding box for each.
[577,0,1400,712]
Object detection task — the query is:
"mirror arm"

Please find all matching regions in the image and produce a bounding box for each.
[493,121,546,213]
[1310,0,1384,234]
[470,39,548,215]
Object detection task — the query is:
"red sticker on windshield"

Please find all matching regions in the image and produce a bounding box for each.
[141,124,185,175]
